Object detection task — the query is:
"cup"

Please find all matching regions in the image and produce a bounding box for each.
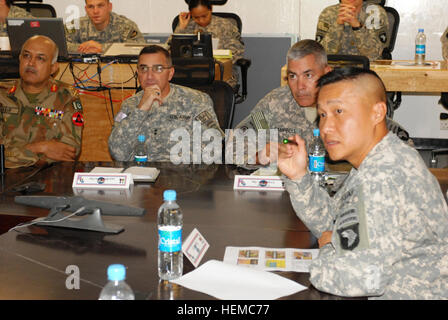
[212,38,219,51]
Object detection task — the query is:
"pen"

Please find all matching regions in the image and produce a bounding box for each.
[282,139,297,145]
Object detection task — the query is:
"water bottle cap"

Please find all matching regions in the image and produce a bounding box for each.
[137,135,145,142]
[313,128,320,137]
[418,28,424,32]
[163,189,177,201]
[107,264,126,281]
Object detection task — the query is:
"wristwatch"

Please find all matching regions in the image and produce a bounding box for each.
[352,24,363,31]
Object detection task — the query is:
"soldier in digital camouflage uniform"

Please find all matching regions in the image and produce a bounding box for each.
[228,40,331,165]
[0,0,34,36]
[0,36,83,168]
[441,27,448,61]
[170,0,244,88]
[316,0,389,61]
[279,67,448,299]
[109,45,222,162]
[65,0,144,54]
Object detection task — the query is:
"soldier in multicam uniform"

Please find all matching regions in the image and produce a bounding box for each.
[65,0,144,54]
[441,27,448,61]
[171,0,244,88]
[229,40,331,165]
[0,0,34,36]
[316,0,389,61]
[279,67,448,299]
[0,36,83,168]
[108,45,222,162]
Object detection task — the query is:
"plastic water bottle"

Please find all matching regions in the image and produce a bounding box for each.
[415,28,426,65]
[134,134,148,165]
[99,264,135,300]
[158,190,183,280]
[308,128,326,186]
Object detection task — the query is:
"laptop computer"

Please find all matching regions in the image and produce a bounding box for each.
[6,17,69,60]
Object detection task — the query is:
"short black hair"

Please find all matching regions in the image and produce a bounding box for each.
[318,67,383,89]
[188,0,212,11]
[318,67,387,102]
[138,45,172,65]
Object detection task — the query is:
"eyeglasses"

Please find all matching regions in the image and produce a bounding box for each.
[137,64,172,74]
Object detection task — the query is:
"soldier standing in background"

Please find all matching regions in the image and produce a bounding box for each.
[108,45,222,162]
[172,0,244,88]
[0,0,33,36]
[0,36,83,168]
[279,67,448,299]
[316,0,389,61]
[66,0,144,54]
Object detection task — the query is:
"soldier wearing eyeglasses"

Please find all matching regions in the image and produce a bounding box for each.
[108,45,223,162]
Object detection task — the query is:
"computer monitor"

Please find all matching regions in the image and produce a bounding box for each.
[6,17,69,60]
[170,32,213,58]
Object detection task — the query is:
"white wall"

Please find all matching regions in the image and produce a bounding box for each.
[46,0,448,139]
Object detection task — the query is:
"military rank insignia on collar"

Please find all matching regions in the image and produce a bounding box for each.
[8,86,17,96]
[35,106,64,120]
[50,84,58,92]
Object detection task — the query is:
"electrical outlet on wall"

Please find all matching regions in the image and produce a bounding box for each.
[440,113,448,130]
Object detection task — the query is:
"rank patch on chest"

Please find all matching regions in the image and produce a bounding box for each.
[35,106,64,120]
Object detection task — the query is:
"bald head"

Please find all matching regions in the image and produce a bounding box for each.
[21,35,59,64]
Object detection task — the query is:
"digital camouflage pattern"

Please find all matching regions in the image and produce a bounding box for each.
[108,83,223,162]
[172,15,244,88]
[229,85,316,164]
[316,2,389,60]
[65,11,144,53]
[0,5,34,36]
[284,132,448,299]
[0,79,83,168]
[441,27,448,60]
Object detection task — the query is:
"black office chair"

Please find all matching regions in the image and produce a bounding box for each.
[13,0,57,18]
[171,57,216,87]
[172,12,251,104]
[161,56,236,130]
[381,6,400,60]
[327,54,370,70]
[0,56,19,80]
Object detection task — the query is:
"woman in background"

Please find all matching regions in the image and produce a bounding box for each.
[174,0,245,88]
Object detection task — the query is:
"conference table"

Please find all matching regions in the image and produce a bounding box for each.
[0,161,344,300]
[280,60,448,92]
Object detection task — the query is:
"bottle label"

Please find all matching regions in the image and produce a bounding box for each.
[309,155,325,172]
[134,155,148,162]
[158,226,182,252]
[415,44,425,55]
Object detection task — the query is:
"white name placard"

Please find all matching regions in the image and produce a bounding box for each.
[182,228,209,268]
[233,175,285,191]
[72,172,133,189]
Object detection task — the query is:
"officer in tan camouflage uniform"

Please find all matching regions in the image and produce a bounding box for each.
[0,0,34,36]
[316,0,389,61]
[441,27,448,61]
[0,36,83,168]
[108,45,222,162]
[279,67,448,299]
[171,0,244,88]
[65,0,144,54]
[229,40,331,165]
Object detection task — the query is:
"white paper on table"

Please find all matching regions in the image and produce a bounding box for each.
[170,260,307,300]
